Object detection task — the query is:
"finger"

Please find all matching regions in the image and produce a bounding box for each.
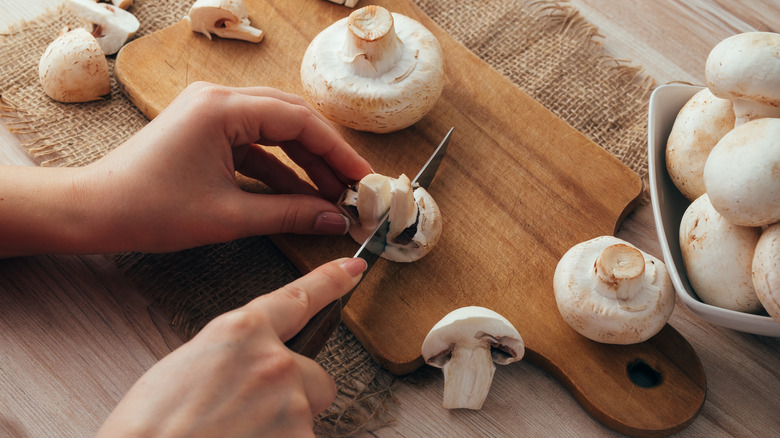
[294,354,337,415]
[245,258,367,341]
[280,141,346,201]
[227,191,350,235]
[229,86,333,127]
[233,143,320,197]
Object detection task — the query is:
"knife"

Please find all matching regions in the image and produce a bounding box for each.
[286,127,454,359]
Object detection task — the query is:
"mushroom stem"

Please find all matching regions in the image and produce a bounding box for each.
[594,244,645,302]
[441,343,495,410]
[342,5,403,77]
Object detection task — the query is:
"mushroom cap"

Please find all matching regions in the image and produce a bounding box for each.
[705,32,780,125]
[421,306,524,368]
[185,0,263,43]
[752,223,780,324]
[679,194,763,312]
[666,87,735,201]
[703,117,780,227]
[300,6,444,133]
[553,235,675,344]
[38,27,110,103]
[67,0,140,55]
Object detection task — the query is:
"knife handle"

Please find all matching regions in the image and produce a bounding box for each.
[285,299,342,359]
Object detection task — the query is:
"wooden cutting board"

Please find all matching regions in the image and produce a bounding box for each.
[115,0,706,435]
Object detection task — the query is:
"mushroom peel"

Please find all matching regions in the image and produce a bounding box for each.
[665,87,735,201]
[338,173,442,262]
[185,0,264,43]
[703,118,780,227]
[38,27,111,103]
[679,194,763,313]
[300,5,444,133]
[705,32,780,127]
[67,0,140,55]
[421,306,524,410]
[752,223,780,324]
[553,236,675,344]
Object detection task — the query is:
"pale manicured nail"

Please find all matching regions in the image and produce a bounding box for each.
[314,212,350,234]
[340,257,367,277]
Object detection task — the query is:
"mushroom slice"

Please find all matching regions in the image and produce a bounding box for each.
[680,194,763,313]
[38,27,111,103]
[553,236,675,344]
[752,223,780,324]
[705,32,780,127]
[67,0,140,55]
[388,174,417,241]
[421,306,524,410]
[185,0,264,43]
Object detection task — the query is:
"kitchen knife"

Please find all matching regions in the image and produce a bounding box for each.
[286,127,454,358]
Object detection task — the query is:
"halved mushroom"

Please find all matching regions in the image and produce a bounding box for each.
[300,5,444,133]
[185,0,264,43]
[553,236,675,344]
[421,306,524,410]
[39,27,111,103]
[338,173,442,262]
[753,223,780,324]
[67,0,140,55]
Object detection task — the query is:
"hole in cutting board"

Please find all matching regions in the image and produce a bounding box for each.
[627,359,661,388]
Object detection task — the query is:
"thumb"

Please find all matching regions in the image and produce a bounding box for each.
[235,192,351,236]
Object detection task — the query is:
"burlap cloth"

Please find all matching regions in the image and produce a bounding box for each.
[0,0,653,435]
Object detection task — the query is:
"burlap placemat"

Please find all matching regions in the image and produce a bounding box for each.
[1,0,653,436]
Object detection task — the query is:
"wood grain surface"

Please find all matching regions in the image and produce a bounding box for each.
[1,1,779,437]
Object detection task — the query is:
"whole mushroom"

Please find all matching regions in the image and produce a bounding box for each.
[67,0,140,55]
[679,194,763,313]
[703,117,780,227]
[300,5,444,133]
[421,306,524,410]
[553,235,675,344]
[39,27,111,103]
[705,31,780,127]
[185,0,264,43]
[752,223,780,324]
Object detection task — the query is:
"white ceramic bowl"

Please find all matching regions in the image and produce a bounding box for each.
[648,83,780,337]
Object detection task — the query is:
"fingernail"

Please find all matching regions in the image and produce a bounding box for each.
[314,212,350,235]
[340,257,368,277]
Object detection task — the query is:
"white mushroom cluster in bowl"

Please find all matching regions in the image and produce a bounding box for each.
[648,31,780,337]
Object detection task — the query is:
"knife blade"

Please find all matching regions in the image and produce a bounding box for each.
[286,127,454,358]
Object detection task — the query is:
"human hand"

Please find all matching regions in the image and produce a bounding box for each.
[96,257,367,438]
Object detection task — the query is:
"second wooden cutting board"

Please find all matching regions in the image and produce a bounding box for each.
[115,0,706,435]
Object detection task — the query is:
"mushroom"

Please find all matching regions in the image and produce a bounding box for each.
[338,173,442,262]
[665,87,735,201]
[703,117,780,227]
[325,0,360,7]
[185,0,264,43]
[752,223,780,324]
[553,236,675,344]
[420,306,524,410]
[38,27,111,103]
[705,32,780,127]
[67,0,140,55]
[679,194,763,313]
[300,5,444,133]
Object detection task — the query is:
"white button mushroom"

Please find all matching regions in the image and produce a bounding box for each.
[338,173,442,262]
[705,32,780,127]
[67,0,140,55]
[553,236,675,344]
[665,87,734,201]
[421,306,524,410]
[752,223,780,324]
[679,194,763,313]
[185,0,264,43]
[300,5,444,133]
[38,27,111,103]
[703,118,780,227]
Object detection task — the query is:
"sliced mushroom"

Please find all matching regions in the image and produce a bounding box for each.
[39,27,111,103]
[338,173,442,262]
[421,306,524,410]
[553,236,675,344]
[752,223,780,324]
[679,194,763,313]
[300,5,444,133]
[67,0,140,55]
[666,87,735,201]
[185,0,264,43]
[705,32,780,127]
[703,118,780,227]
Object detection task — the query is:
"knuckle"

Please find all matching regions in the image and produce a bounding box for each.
[278,283,311,313]
[205,309,263,338]
[279,201,303,233]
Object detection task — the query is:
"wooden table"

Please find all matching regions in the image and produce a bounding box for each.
[2,1,778,436]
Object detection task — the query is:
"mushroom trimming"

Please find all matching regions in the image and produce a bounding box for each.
[421,306,524,410]
[67,0,140,55]
[300,5,444,133]
[338,173,442,262]
[39,27,111,103]
[185,0,264,43]
[553,236,675,344]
